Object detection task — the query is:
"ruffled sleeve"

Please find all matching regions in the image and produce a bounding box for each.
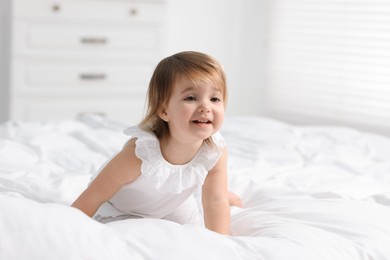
[122,126,225,194]
[199,131,225,171]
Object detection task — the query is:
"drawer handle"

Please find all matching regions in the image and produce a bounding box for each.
[129,7,138,17]
[52,4,61,13]
[80,37,108,45]
[77,112,107,119]
[79,73,106,81]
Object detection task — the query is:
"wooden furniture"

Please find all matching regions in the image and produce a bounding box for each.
[0,0,165,124]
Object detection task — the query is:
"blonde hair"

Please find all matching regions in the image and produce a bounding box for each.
[139,51,227,143]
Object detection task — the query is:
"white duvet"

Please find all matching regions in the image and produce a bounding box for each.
[1,114,390,260]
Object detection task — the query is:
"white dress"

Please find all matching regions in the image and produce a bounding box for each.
[94,126,225,226]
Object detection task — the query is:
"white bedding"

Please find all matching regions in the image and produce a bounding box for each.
[1,114,390,260]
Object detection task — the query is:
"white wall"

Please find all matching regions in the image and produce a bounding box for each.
[163,0,266,117]
[0,0,10,121]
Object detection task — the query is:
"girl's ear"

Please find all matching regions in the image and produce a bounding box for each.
[158,107,169,122]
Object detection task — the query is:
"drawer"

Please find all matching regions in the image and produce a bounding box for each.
[13,22,161,60]
[12,0,165,23]
[11,60,153,93]
[10,95,146,124]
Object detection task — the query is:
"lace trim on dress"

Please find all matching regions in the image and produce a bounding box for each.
[123,126,225,194]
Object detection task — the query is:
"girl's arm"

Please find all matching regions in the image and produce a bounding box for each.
[202,146,231,235]
[71,139,141,217]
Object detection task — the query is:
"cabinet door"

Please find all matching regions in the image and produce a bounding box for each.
[11,60,152,93]
[13,0,165,22]
[10,96,145,124]
[13,22,161,61]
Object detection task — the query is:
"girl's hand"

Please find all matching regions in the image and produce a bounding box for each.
[228,191,243,208]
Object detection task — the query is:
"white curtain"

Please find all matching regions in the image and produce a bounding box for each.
[266,0,390,133]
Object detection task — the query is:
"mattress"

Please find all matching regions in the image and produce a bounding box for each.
[1,114,390,260]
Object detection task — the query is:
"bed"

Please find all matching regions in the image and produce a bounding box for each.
[1,113,390,260]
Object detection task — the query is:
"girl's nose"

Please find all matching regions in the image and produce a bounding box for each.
[198,104,210,113]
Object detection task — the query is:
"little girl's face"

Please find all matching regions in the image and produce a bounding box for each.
[159,77,225,144]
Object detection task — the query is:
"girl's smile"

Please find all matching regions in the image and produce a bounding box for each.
[191,119,212,127]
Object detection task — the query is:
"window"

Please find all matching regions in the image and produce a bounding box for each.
[266,1,390,134]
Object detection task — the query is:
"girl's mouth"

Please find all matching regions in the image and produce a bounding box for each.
[192,120,212,125]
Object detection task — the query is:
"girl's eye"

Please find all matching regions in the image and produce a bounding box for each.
[184,96,196,101]
[211,97,221,102]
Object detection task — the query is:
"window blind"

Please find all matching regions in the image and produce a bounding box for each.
[266,1,390,134]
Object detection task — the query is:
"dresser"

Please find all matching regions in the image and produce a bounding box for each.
[0,0,166,124]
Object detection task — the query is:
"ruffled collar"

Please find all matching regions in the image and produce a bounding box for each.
[123,126,225,193]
